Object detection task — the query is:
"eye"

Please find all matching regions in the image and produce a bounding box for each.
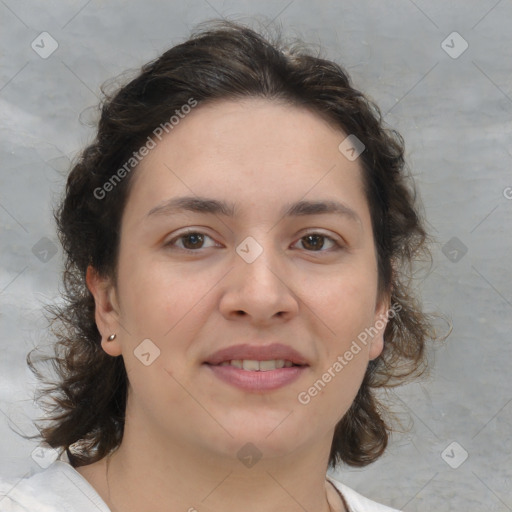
[165,230,220,252]
[293,232,342,252]
[165,230,343,254]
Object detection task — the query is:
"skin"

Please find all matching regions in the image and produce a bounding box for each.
[79,98,391,512]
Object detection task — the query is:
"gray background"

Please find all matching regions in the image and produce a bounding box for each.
[1,1,511,510]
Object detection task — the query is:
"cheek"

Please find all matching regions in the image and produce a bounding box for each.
[318,267,378,340]
[304,277,376,422]
[117,252,209,336]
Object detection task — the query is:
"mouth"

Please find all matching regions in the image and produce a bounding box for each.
[204,362,308,392]
[203,343,309,368]
[205,359,305,371]
[203,344,310,392]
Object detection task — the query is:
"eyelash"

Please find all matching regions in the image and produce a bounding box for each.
[165,229,344,254]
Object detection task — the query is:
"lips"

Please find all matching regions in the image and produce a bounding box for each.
[204,343,309,367]
[203,343,309,392]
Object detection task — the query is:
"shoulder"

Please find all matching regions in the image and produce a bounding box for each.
[0,457,110,512]
[327,474,402,512]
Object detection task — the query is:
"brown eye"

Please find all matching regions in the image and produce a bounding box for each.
[166,231,219,252]
[180,233,205,250]
[296,233,339,252]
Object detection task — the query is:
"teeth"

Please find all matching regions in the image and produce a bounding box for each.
[242,359,260,371]
[259,359,284,371]
[219,359,295,371]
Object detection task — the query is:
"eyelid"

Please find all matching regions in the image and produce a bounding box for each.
[165,228,221,250]
[165,227,345,253]
[292,230,344,252]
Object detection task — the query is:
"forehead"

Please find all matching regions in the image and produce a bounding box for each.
[139,97,349,164]
[122,98,369,226]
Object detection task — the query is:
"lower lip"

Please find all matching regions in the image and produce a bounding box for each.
[204,364,307,392]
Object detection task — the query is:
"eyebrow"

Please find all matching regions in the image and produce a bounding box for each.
[146,196,361,224]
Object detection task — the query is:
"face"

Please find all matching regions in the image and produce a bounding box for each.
[88,98,390,464]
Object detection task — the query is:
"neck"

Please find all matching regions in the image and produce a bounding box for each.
[100,417,344,512]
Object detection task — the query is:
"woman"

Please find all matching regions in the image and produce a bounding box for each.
[0,19,436,512]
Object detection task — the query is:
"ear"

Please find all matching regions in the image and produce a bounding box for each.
[368,290,391,361]
[86,265,122,357]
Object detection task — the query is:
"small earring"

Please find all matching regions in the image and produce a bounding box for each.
[107,334,117,341]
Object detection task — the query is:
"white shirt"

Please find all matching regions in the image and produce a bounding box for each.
[0,452,400,512]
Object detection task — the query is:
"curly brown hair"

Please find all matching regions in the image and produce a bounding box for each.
[22,18,439,469]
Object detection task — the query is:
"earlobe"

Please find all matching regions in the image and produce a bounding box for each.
[85,265,122,357]
[368,293,391,361]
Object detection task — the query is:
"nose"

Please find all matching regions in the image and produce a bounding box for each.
[218,240,300,325]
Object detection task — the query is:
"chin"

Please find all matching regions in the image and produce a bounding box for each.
[226,423,308,457]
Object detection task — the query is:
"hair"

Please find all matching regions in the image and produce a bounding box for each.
[22,18,440,469]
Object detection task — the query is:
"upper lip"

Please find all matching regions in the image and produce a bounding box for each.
[204,343,309,366]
